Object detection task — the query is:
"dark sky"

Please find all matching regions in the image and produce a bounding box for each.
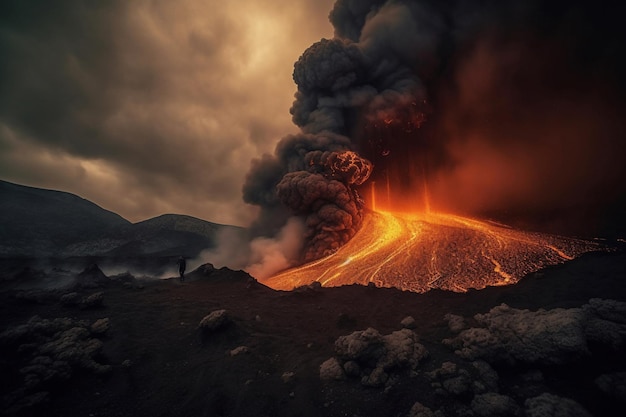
[0,0,335,225]
[2,0,625,239]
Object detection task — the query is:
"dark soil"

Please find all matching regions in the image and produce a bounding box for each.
[1,249,625,417]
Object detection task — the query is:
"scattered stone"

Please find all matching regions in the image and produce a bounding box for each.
[445,299,626,366]
[323,326,428,388]
[401,316,416,329]
[334,328,385,365]
[595,372,626,403]
[407,402,436,417]
[60,292,80,306]
[0,314,112,406]
[90,318,110,335]
[427,361,457,380]
[198,309,230,332]
[379,328,428,371]
[319,358,346,381]
[343,360,360,377]
[309,281,322,290]
[445,305,584,365]
[294,281,323,293]
[444,314,466,333]
[525,393,593,417]
[80,292,104,309]
[584,298,626,324]
[471,392,520,417]
[229,346,249,356]
[361,367,388,387]
[442,373,471,396]
[74,264,110,289]
[471,360,499,392]
[584,316,626,350]
[281,371,295,383]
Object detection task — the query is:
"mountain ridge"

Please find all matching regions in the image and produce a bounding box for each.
[0,180,245,257]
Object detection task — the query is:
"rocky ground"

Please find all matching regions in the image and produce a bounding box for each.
[1,249,625,417]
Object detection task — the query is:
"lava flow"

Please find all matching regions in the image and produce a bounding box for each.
[261,210,605,293]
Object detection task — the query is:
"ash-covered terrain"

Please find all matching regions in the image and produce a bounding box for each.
[2,177,626,417]
[1,250,625,417]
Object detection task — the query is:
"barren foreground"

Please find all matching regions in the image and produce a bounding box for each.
[1,249,625,417]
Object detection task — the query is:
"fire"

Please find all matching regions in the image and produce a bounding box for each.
[261,209,604,293]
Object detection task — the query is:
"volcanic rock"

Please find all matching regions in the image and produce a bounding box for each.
[229,346,249,356]
[90,318,110,335]
[400,316,416,329]
[594,372,626,403]
[406,402,437,417]
[524,393,592,417]
[471,392,521,417]
[319,357,346,381]
[80,292,104,309]
[325,326,428,388]
[74,264,109,289]
[445,299,626,365]
[198,309,230,332]
[60,292,80,306]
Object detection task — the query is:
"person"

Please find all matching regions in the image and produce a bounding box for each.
[177,256,186,282]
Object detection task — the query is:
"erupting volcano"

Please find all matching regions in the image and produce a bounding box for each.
[262,208,604,293]
[242,0,625,291]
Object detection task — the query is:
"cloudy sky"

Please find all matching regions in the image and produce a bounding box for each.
[0,0,336,226]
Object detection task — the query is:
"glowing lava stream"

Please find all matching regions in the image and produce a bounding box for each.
[262,210,605,293]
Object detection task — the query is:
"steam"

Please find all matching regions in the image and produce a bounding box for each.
[241,0,626,276]
[246,217,306,279]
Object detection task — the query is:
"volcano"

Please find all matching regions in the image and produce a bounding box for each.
[261,210,604,293]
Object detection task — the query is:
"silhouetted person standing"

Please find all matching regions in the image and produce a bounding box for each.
[177,256,186,282]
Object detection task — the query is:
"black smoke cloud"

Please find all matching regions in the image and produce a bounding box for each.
[245,0,626,261]
[243,131,372,261]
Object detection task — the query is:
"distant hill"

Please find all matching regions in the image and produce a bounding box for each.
[0,180,246,258]
[0,180,130,256]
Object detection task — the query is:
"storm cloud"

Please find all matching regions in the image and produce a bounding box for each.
[0,0,335,225]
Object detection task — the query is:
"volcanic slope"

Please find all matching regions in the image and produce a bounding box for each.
[263,210,605,293]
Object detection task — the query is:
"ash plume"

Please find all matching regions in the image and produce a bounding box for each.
[243,131,372,262]
[243,0,626,269]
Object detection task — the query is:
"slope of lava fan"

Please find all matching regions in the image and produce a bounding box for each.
[262,210,604,293]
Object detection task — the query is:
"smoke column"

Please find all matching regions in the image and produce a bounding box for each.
[243,0,626,269]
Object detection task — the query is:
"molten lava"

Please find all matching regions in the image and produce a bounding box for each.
[261,210,604,293]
